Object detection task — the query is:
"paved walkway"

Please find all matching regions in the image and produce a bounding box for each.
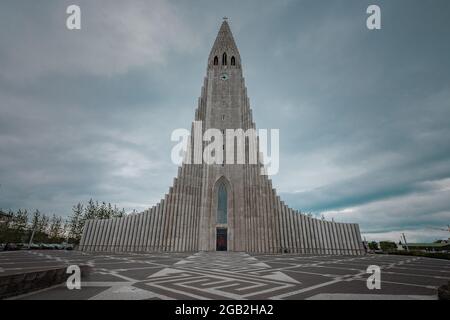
[1,251,448,300]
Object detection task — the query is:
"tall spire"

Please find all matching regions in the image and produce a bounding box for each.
[208,19,241,68]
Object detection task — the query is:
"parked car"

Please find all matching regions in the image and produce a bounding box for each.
[3,243,19,251]
[28,243,40,250]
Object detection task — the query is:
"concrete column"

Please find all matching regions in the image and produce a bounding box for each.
[133,214,142,251]
[161,194,171,251]
[78,220,89,251]
[276,198,285,254]
[324,221,332,255]
[298,212,304,253]
[291,209,298,253]
[271,189,280,254]
[172,177,182,252]
[145,208,154,251]
[186,169,194,252]
[311,218,320,254]
[342,224,351,255]
[192,165,200,251]
[189,167,195,252]
[127,214,135,251]
[266,181,274,253]
[155,204,163,251]
[115,217,125,252]
[250,169,257,253]
[350,224,360,255]
[343,223,353,255]
[121,216,131,252]
[154,201,164,251]
[134,214,142,251]
[307,218,314,254]
[283,207,291,253]
[315,219,323,255]
[110,219,119,252]
[243,167,249,252]
[172,178,181,252]
[90,220,101,252]
[298,214,304,254]
[135,213,144,252]
[102,219,112,252]
[348,223,358,255]
[330,221,339,255]
[300,214,311,254]
[303,216,310,254]
[126,215,135,251]
[291,211,298,253]
[79,220,91,251]
[256,174,265,253]
[83,220,92,251]
[320,220,328,255]
[337,223,346,255]
[293,211,300,254]
[178,183,187,252]
[322,220,329,255]
[140,211,148,251]
[98,219,108,252]
[140,210,149,252]
[167,185,176,252]
[355,224,365,254]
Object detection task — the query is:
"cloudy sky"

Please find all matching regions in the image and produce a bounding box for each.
[1,0,449,242]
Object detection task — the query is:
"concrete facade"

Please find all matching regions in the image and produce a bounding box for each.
[79,21,365,255]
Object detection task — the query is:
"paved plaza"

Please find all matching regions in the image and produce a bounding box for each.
[1,251,449,300]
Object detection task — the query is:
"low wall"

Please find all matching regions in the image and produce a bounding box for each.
[0,265,91,299]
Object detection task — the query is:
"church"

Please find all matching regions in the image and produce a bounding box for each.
[79,20,365,255]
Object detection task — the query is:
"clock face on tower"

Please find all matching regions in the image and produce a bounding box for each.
[220,73,229,81]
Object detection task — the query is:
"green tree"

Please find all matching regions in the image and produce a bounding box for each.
[368,241,379,250]
[84,199,98,220]
[69,203,84,243]
[12,209,29,242]
[49,214,63,241]
[379,241,397,252]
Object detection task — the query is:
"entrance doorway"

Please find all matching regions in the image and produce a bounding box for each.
[216,228,227,251]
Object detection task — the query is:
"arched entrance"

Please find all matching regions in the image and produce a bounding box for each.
[216,180,228,251]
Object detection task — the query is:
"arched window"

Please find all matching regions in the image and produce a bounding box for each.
[222,52,227,66]
[217,183,227,224]
[231,56,236,66]
[213,56,218,66]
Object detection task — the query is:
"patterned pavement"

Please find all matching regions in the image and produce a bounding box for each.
[1,251,449,300]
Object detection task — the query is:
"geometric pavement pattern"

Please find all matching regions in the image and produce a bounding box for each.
[1,250,449,300]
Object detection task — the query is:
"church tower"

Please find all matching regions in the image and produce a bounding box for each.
[79,20,365,255]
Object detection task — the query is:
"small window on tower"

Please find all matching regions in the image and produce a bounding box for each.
[222,115,225,120]
[222,53,227,66]
[231,56,236,66]
[213,56,218,65]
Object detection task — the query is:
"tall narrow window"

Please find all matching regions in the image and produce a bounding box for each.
[213,56,218,66]
[222,52,227,66]
[231,56,236,66]
[217,183,227,224]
